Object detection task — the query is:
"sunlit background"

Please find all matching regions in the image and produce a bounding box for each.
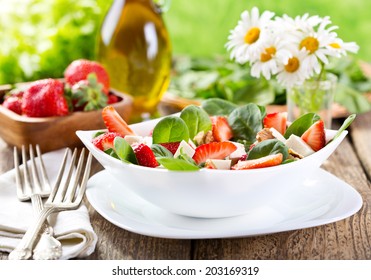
[0,0,369,84]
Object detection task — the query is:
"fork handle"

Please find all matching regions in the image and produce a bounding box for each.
[8,207,55,260]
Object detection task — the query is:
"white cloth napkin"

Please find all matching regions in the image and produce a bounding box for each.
[0,148,98,259]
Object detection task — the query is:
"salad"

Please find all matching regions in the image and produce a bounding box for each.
[91,98,355,171]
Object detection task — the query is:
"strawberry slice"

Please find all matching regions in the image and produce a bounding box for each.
[159,142,181,155]
[263,112,287,135]
[102,105,135,137]
[192,142,237,165]
[210,116,233,142]
[301,120,326,151]
[231,153,283,170]
[132,143,159,168]
[92,132,121,151]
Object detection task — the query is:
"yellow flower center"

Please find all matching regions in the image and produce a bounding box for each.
[284,57,300,73]
[260,46,276,62]
[300,37,319,54]
[244,27,260,44]
[329,43,341,49]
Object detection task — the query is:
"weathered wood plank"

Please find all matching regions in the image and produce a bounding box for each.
[350,111,371,178]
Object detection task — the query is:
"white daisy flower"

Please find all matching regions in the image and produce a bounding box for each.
[276,13,323,33]
[225,7,275,64]
[294,16,339,74]
[276,49,313,88]
[328,38,360,56]
[250,35,294,80]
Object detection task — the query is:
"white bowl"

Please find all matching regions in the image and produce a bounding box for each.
[76,117,348,218]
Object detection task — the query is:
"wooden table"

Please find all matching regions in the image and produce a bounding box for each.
[0,111,370,260]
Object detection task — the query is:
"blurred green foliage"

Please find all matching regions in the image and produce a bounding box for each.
[0,0,111,84]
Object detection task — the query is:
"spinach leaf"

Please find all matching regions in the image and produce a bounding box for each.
[152,116,190,144]
[151,144,174,158]
[284,113,321,138]
[201,98,237,116]
[180,105,212,139]
[156,157,200,171]
[247,139,289,161]
[104,148,119,159]
[228,103,264,145]
[114,137,138,164]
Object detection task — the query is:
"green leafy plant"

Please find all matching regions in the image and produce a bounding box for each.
[168,55,371,115]
[0,0,111,84]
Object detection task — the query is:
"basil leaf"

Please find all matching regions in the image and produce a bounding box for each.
[152,116,190,144]
[284,113,321,138]
[247,139,289,161]
[114,137,138,164]
[151,144,174,158]
[156,157,200,171]
[228,103,264,145]
[201,98,237,116]
[180,105,212,139]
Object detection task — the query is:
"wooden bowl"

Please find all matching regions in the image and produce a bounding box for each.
[0,85,133,153]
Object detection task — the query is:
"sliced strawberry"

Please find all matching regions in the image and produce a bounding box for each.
[231,153,283,170]
[102,105,135,137]
[92,132,121,151]
[192,142,237,165]
[132,143,159,168]
[159,142,181,155]
[210,116,233,142]
[301,120,326,151]
[263,112,287,135]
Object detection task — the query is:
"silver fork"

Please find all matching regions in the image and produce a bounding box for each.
[8,147,92,260]
[13,144,62,260]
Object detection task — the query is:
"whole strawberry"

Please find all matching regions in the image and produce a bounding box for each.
[2,89,23,115]
[64,59,110,94]
[22,79,69,117]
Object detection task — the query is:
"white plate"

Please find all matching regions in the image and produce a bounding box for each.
[86,169,362,239]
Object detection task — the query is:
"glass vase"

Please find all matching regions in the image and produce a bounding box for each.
[286,73,337,129]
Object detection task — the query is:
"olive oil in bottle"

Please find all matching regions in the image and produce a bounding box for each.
[97,0,172,121]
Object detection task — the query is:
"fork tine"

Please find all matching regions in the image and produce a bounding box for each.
[21,145,33,197]
[36,144,51,193]
[29,144,43,194]
[54,148,78,203]
[13,147,24,200]
[47,148,70,203]
[66,148,85,203]
[71,151,92,207]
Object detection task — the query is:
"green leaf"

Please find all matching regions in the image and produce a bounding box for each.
[284,113,321,138]
[334,83,371,114]
[330,114,356,143]
[201,98,237,116]
[151,144,174,158]
[152,116,190,144]
[247,139,289,161]
[156,157,200,171]
[180,105,212,139]
[113,137,138,164]
[228,104,264,145]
